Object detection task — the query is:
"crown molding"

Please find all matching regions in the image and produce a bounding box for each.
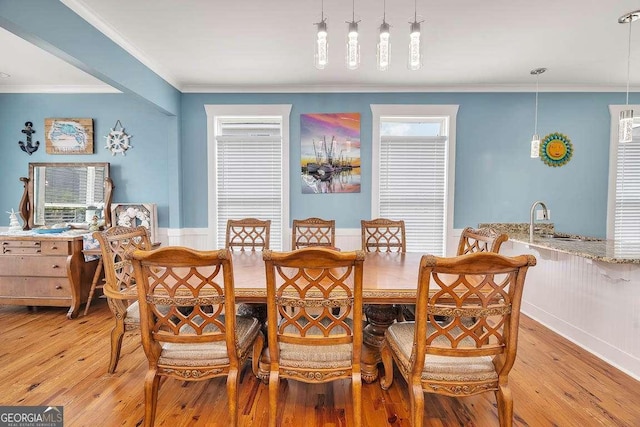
[0,85,121,94]
[181,84,640,94]
[61,0,181,91]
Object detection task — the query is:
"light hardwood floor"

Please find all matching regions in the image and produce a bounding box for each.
[1,301,638,426]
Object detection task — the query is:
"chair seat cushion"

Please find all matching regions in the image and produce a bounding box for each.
[158,316,261,367]
[261,317,354,369]
[123,300,140,325]
[385,322,498,382]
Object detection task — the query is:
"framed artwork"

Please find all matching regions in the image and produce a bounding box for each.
[45,118,94,154]
[111,203,159,244]
[300,112,361,194]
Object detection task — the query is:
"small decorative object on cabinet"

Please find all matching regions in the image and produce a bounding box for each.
[7,209,22,232]
[111,203,158,244]
[104,120,132,156]
[45,118,94,154]
[540,132,573,167]
[18,121,39,155]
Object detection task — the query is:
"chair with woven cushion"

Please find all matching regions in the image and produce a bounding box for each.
[361,218,406,253]
[225,218,271,251]
[291,217,335,249]
[457,226,509,255]
[380,252,536,427]
[262,247,365,427]
[127,246,264,427]
[94,225,152,373]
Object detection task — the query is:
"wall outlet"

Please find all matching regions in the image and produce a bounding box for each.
[536,209,550,220]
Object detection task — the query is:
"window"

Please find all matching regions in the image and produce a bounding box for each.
[205,105,291,250]
[608,105,640,240]
[371,105,458,254]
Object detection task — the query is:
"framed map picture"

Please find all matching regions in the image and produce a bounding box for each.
[45,118,94,154]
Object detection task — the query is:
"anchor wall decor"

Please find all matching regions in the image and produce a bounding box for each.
[18,121,40,155]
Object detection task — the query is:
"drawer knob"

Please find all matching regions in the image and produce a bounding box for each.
[55,285,62,290]
[52,264,59,268]
[51,246,58,250]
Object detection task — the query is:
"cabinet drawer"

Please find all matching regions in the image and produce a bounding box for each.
[2,240,41,254]
[0,255,68,277]
[0,276,70,298]
[41,240,69,255]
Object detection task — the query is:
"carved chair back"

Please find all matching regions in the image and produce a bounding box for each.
[291,217,336,249]
[225,218,271,251]
[457,227,508,256]
[361,218,406,253]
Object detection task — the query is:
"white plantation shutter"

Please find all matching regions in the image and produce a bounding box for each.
[614,135,640,241]
[215,118,283,250]
[379,135,448,254]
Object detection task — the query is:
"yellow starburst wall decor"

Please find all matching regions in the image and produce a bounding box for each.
[540,132,573,167]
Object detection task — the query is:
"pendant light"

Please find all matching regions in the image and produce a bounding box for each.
[314,0,328,70]
[530,68,547,158]
[346,0,360,70]
[377,0,391,71]
[408,0,423,70]
[618,10,640,143]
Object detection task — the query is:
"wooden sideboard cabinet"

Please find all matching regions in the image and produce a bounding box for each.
[0,234,98,319]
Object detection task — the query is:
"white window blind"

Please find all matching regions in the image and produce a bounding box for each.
[378,134,448,254]
[215,118,283,250]
[614,133,640,241]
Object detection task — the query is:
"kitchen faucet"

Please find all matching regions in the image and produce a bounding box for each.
[529,201,548,242]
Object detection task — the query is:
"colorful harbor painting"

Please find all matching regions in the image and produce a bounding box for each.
[300,113,361,194]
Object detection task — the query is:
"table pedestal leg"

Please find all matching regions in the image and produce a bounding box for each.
[362,304,399,383]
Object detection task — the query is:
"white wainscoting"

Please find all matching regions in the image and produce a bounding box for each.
[502,240,640,381]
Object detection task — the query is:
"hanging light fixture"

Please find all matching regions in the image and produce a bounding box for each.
[408,0,423,70]
[314,0,328,70]
[618,10,640,143]
[530,68,547,158]
[346,0,360,70]
[377,0,391,71]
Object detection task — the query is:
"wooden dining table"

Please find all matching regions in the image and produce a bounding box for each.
[230,250,424,383]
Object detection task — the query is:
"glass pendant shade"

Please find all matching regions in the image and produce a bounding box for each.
[314,21,328,69]
[408,21,422,71]
[619,109,634,143]
[530,134,541,158]
[346,21,360,70]
[377,22,391,71]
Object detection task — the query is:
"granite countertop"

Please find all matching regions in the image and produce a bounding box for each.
[479,223,640,265]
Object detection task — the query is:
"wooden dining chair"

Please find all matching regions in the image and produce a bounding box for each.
[128,246,264,427]
[93,225,152,373]
[262,247,365,427]
[402,226,509,322]
[361,218,406,253]
[291,217,335,249]
[457,226,509,255]
[225,218,271,251]
[380,252,536,427]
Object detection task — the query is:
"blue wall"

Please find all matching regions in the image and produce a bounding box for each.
[0,93,171,226]
[0,91,627,237]
[182,92,621,237]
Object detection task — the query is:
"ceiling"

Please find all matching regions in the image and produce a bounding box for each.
[2,0,640,93]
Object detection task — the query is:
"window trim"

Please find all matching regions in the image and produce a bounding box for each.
[370,104,459,252]
[607,104,640,240]
[205,104,292,249]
